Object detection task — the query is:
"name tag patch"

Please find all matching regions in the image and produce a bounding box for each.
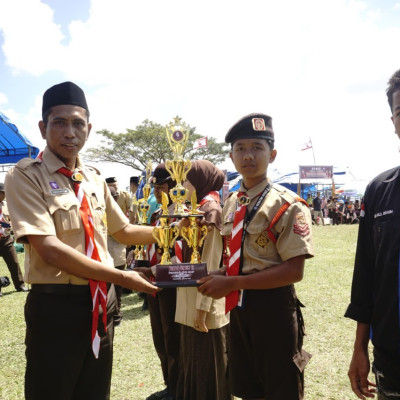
[50,189,69,195]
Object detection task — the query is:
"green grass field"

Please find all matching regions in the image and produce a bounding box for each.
[0,225,371,400]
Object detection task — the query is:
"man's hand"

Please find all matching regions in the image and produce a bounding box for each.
[348,347,376,399]
[122,270,159,294]
[197,275,236,299]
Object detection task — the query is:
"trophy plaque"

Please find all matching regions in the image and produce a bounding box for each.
[153,118,208,287]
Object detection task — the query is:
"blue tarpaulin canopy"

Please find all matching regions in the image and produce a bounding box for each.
[0,111,39,164]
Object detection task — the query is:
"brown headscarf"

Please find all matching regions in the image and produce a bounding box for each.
[186,160,224,231]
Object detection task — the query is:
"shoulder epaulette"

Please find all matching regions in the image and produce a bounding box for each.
[15,157,41,170]
[86,165,101,175]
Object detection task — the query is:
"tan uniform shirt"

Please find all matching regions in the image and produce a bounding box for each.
[222,178,314,275]
[175,213,229,330]
[4,147,129,284]
[117,190,132,217]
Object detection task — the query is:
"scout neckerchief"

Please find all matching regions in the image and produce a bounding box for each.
[57,166,108,359]
[198,191,220,207]
[225,183,271,313]
[38,152,107,359]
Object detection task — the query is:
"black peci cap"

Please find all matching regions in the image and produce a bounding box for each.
[0,183,4,192]
[225,113,274,145]
[105,177,117,184]
[130,176,139,185]
[150,163,172,185]
[42,81,89,118]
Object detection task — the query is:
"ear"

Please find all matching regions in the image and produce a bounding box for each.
[86,123,92,140]
[229,151,233,162]
[270,149,277,163]
[38,121,46,140]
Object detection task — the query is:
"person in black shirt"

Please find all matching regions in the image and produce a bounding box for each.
[312,192,325,226]
[345,68,400,399]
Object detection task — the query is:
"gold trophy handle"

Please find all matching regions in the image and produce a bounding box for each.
[169,226,180,248]
[181,226,190,247]
[197,225,208,249]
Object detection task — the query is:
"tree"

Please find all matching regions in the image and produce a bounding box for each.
[84,118,230,172]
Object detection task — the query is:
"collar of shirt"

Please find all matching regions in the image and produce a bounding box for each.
[42,146,85,176]
[239,177,270,201]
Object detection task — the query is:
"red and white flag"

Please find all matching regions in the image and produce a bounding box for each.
[193,137,208,149]
[301,139,312,151]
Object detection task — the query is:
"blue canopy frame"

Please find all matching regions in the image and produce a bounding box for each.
[0,111,39,164]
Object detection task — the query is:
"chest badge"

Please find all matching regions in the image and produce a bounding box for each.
[256,231,270,248]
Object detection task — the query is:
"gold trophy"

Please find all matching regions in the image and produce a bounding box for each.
[181,191,208,263]
[153,117,208,287]
[165,117,192,216]
[152,192,180,265]
[129,162,152,269]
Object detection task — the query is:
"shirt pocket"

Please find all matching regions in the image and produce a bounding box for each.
[88,190,107,234]
[45,193,81,235]
[245,218,278,260]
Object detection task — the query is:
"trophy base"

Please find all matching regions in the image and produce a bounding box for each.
[126,259,150,271]
[155,263,208,288]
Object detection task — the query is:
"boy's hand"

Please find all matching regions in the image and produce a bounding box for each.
[197,275,235,299]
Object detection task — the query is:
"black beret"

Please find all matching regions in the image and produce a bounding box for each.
[42,81,89,118]
[150,163,172,185]
[0,183,4,192]
[130,176,139,185]
[105,177,117,183]
[225,113,274,144]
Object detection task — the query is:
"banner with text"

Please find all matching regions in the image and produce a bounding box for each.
[299,165,333,179]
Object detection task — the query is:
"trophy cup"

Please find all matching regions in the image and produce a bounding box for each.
[129,162,152,269]
[152,192,180,265]
[165,117,192,216]
[153,117,208,287]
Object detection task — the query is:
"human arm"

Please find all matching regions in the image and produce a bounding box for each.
[197,254,304,299]
[112,223,156,246]
[348,322,375,399]
[193,224,222,331]
[27,234,159,293]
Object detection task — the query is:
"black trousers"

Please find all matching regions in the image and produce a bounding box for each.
[147,288,180,397]
[229,286,310,400]
[0,235,24,289]
[25,284,116,400]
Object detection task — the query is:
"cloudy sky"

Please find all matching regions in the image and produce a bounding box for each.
[1,0,400,188]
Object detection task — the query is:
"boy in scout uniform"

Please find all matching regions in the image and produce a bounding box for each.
[5,81,159,400]
[198,113,314,400]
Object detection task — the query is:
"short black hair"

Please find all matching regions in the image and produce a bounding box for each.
[386,69,400,112]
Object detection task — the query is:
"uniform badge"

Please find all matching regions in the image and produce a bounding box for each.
[256,231,270,248]
[71,171,83,183]
[293,212,310,236]
[227,212,235,222]
[252,118,267,131]
[238,194,250,206]
[49,181,59,189]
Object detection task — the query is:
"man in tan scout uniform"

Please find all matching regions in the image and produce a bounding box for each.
[198,113,314,400]
[105,176,132,217]
[5,81,158,400]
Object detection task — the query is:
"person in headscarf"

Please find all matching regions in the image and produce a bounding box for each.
[174,160,232,400]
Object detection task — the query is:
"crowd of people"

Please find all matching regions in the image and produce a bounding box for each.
[307,191,362,226]
[1,67,400,400]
